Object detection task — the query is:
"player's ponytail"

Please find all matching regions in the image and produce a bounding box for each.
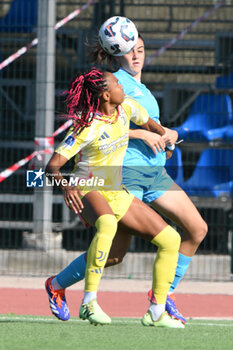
[88,39,119,70]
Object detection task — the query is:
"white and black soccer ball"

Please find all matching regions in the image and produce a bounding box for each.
[98,16,138,56]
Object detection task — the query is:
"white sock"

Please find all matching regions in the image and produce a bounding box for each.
[149,303,165,321]
[51,277,63,291]
[83,292,97,304]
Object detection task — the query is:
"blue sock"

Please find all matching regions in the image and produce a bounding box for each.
[169,252,192,292]
[56,252,87,289]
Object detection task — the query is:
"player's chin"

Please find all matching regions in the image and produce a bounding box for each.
[131,67,141,75]
[136,66,143,72]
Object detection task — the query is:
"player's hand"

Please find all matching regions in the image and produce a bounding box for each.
[162,128,178,146]
[141,130,166,154]
[63,186,84,214]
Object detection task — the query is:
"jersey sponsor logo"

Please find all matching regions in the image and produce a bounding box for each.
[98,134,128,154]
[98,131,110,141]
[133,87,144,96]
[64,135,75,149]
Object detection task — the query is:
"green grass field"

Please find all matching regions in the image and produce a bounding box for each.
[0,315,232,350]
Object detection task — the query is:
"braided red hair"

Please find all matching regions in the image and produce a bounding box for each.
[64,68,107,134]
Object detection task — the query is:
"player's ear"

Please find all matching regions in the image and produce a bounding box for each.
[101,90,110,102]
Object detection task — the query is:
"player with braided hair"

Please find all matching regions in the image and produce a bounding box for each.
[45,67,184,328]
[64,69,108,133]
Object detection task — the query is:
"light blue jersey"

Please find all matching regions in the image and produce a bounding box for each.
[114,68,173,202]
[114,68,166,169]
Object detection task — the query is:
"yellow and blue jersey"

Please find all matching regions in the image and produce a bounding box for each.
[55,97,149,191]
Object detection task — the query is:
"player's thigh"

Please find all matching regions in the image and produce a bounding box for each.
[81,191,114,226]
[119,196,167,241]
[150,182,206,236]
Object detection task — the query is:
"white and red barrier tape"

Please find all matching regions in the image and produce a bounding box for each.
[0,0,97,71]
[144,0,227,66]
[0,120,72,183]
[0,149,51,183]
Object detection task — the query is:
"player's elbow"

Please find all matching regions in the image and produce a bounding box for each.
[141,118,165,136]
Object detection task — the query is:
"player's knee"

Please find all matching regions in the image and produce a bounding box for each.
[152,225,181,252]
[106,249,126,267]
[164,226,181,251]
[106,256,123,267]
[95,214,118,239]
[200,220,208,240]
[193,220,208,245]
[115,254,125,264]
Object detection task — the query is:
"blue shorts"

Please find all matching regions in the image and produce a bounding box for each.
[122,166,174,203]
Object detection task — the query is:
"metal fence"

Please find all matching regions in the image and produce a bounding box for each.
[0,0,233,281]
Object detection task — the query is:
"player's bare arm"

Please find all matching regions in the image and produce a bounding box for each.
[141,117,165,135]
[129,128,165,154]
[45,152,84,213]
[129,117,166,154]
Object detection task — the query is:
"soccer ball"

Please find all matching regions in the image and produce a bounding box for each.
[98,16,138,56]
